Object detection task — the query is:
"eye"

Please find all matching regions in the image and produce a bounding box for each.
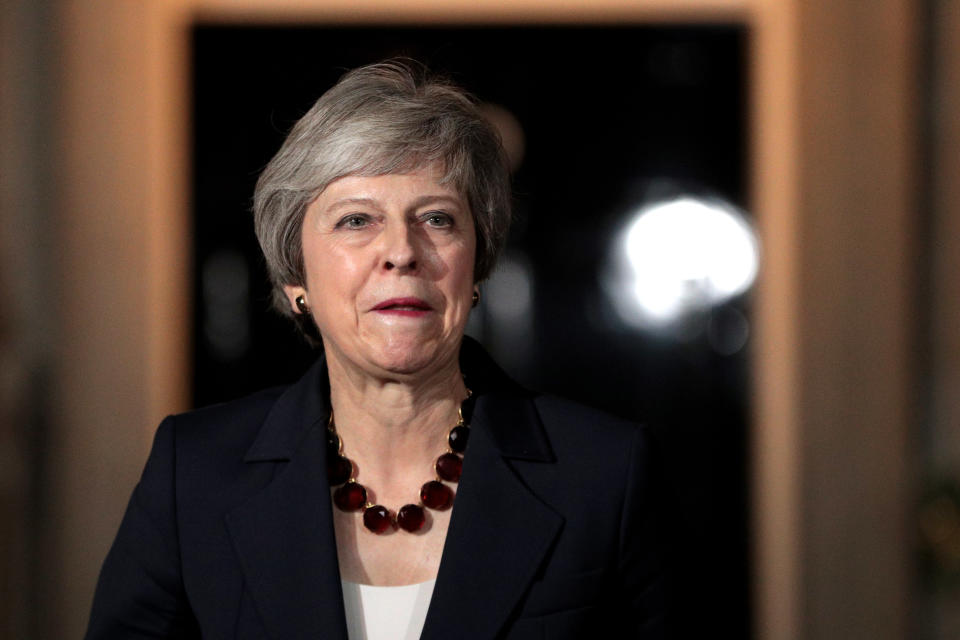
[336,214,371,230]
[423,212,454,228]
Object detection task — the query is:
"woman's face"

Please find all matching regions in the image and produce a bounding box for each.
[284,163,476,380]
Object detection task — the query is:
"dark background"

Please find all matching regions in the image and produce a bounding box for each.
[193,24,749,638]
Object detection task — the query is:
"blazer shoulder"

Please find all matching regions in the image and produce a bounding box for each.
[529,393,662,487]
[532,393,649,443]
[158,385,289,470]
[171,385,286,426]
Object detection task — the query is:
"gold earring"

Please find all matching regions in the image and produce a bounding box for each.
[471,290,480,308]
[295,294,310,314]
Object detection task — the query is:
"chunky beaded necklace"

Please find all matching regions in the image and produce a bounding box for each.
[325,391,471,534]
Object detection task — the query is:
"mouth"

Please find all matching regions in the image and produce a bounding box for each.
[372,297,433,315]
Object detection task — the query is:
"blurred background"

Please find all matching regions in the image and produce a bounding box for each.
[1,1,957,639]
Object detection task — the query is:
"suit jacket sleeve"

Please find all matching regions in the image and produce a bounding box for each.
[618,425,667,637]
[85,417,201,639]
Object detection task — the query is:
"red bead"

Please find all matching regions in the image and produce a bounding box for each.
[327,456,352,486]
[448,425,470,453]
[363,505,393,533]
[333,482,366,511]
[420,480,453,510]
[397,504,426,532]
[435,453,463,482]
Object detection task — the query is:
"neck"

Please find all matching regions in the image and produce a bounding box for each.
[323,345,468,481]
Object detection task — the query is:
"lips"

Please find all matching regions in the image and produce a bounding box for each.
[372,297,433,312]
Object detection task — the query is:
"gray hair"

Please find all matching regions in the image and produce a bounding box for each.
[253,59,512,327]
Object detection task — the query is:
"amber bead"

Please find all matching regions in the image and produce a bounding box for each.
[327,455,352,486]
[435,453,463,482]
[397,504,426,532]
[420,480,453,510]
[333,481,367,511]
[363,505,393,533]
[448,425,470,453]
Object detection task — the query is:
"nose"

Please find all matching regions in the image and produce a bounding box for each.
[381,221,418,273]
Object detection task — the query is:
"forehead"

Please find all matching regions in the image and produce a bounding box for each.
[314,164,466,210]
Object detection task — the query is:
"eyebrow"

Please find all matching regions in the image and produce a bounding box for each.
[408,194,464,209]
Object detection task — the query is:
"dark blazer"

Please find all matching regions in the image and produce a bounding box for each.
[86,338,665,639]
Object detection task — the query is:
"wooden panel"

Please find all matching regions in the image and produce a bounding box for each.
[0,3,55,637]
[793,0,916,638]
[750,4,802,638]
[190,0,750,24]
[928,1,960,637]
[44,2,190,636]
[930,0,960,469]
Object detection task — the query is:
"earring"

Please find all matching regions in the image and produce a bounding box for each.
[295,294,310,314]
[471,289,480,308]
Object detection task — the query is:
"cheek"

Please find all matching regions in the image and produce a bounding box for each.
[451,228,477,282]
[303,239,362,296]
[443,244,475,293]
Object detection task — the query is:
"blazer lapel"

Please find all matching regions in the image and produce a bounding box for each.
[225,359,349,640]
[421,382,563,640]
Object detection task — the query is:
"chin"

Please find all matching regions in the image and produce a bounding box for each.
[368,336,459,378]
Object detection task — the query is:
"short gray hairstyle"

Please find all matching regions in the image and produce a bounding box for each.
[253,59,512,327]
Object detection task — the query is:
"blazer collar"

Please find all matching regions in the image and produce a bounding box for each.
[243,355,331,462]
[228,337,562,640]
[459,336,554,462]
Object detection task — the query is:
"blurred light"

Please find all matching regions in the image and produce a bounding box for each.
[479,103,525,173]
[604,197,759,329]
[472,252,535,378]
[708,306,750,356]
[202,249,251,360]
[486,254,533,323]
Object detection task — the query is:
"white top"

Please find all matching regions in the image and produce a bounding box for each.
[341,579,435,640]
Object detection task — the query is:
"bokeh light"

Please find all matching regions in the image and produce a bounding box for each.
[605,196,759,329]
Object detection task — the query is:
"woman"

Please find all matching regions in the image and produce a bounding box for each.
[86,60,664,639]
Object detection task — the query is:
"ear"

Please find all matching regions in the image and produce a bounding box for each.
[282,284,306,315]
